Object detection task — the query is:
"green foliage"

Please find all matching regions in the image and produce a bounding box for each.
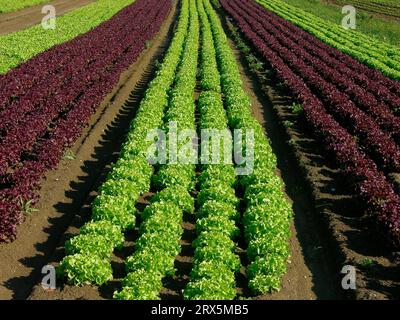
[113,270,162,300]
[247,255,288,294]
[203,0,293,295]
[150,186,195,213]
[197,200,239,221]
[153,164,196,190]
[196,215,240,239]
[197,185,239,207]
[184,0,241,302]
[198,164,236,188]
[19,198,38,215]
[80,220,124,249]
[65,234,115,259]
[184,261,237,299]
[58,253,113,286]
[193,231,236,251]
[92,194,136,230]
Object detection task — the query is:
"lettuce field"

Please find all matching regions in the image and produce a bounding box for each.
[0,0,399,302]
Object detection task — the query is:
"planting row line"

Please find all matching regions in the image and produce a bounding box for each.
[256,0,400,81]
[184,0,240,300]
[205,0,292,294]
[228,0,400,174]
[0,0,171,242]
[220,0,400,248]
[0,0,133,73]
[116,0,199,299]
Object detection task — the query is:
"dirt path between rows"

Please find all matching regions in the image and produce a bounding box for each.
[0,0,95,35]
[0,0,177,300]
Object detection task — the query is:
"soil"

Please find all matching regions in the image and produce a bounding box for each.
[0,0,178,300]
[0,0,95,35]
[217,3,400,300]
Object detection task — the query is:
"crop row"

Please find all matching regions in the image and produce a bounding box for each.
[220,0,400,248]
[58,0,189,287]
[205,0,293,294]
[0,0,171,242]
[116,0,199,299]
[255,0,400,81]
[228,0,400,173]
[0,0,48,13]
[0,0,133,73]
[184,0,240,300]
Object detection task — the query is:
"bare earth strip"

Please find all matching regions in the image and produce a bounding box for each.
[0,0,95,35]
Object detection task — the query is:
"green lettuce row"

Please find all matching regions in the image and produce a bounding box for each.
[152,0,200,192]
[0,0,133,73]
[198,0,221,93]
[204,0,293,295]
[184,0,240,300]
[183,97,240,299]
[114,199,184,300]
[57,0,190,287]
[114,0,199,300]
[257,0,400,80]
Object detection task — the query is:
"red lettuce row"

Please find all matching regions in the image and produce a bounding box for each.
[226,0,400,173]
[0,0,171,241]
[220,0,400,248]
